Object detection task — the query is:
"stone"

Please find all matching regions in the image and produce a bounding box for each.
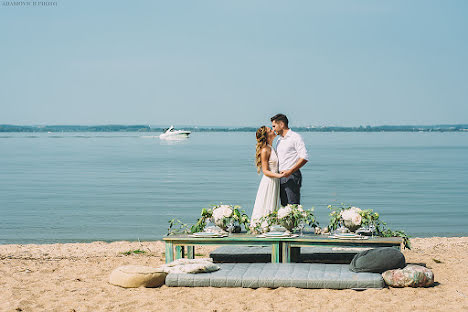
[109,265,167,288]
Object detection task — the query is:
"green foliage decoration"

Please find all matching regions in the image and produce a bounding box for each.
[327,203,411,249]
[167,204,251,235]
[253,204,319,233]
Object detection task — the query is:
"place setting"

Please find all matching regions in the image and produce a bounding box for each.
[255,224,301,239]
[328,224,369,240]
[256,231,299,239]
[189,223,229,238]
[328,232,369,240]
[189,232,228,238]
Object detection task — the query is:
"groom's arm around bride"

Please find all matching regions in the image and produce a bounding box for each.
[271,114,309,206]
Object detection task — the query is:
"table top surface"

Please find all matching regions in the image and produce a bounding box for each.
[163,234,403,244]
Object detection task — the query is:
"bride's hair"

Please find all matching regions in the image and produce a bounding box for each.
[255,126,268,173]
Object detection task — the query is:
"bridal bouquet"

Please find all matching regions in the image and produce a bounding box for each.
[256,204,319,233]
[190,204,250,233]
[327,203,411,249]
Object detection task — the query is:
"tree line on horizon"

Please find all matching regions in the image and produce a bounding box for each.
[1,124,467,132]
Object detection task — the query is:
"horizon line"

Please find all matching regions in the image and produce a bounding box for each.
[2,123,468,128]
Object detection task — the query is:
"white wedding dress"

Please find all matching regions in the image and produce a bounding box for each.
[251,145,281,228]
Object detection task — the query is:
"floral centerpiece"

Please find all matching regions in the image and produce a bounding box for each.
[328,204,380,232]
[328,203,411,249]
[255,204,319,234]
[190,204,250,233]
[339,206,364,232]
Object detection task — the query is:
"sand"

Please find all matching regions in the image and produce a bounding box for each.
[1,237,468,312]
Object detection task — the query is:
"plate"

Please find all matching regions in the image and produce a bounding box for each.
[334,233,361,237]
[257,234,299,238]
[328,235,369,240]
[191,232,226,238]
[264,232,287,236]
[190,235,225,238]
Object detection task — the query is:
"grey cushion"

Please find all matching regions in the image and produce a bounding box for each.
[165,263,385,289]
[349,247,406,273]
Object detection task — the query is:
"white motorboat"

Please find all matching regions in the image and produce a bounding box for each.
[159,125,191,139]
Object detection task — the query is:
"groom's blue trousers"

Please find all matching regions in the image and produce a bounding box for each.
[279,170,302,206]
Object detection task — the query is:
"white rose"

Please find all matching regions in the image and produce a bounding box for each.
[351,213,362,226]
[278,206,292,219]
[350,206,362,213]
[340,209,352,221]
[212,210,221,221]
[222,207,233,218]
[212,206,232,221]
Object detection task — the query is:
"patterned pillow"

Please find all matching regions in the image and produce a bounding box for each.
[382,265,434,287]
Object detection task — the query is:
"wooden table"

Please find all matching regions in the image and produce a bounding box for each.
[163,234,403,263]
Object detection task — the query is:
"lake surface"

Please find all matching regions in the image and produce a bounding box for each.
[1,132,467,244]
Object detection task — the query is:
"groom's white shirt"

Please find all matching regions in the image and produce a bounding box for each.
[276,130,309,172]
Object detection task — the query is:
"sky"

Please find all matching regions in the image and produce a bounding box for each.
[0,0,467,127]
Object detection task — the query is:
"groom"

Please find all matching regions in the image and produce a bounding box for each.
[271,114,309,206]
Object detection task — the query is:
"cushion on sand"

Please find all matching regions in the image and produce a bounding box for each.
[165,262,385,289]
[109,265,167,288]
[159,258,220,274]
[349,247,406,273]
[382,265,434,287]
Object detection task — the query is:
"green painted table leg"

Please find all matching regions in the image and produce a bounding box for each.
[175,245,184,259]
[165,242,174,263]
[271,242,280,263]
[187,246,195,259]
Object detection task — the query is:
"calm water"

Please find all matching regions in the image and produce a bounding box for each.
[1,132,467,244]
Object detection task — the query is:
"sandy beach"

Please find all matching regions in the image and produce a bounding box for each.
[1,237,467,312]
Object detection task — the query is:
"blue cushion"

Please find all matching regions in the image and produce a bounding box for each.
[166,262,385,289]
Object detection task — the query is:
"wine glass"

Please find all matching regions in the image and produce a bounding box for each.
[205,218,214,232]
[227,221,235,235]
[336,220,347,234]
[369,221,376,238]
[297,221,306,237]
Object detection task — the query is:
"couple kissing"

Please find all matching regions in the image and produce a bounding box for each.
[251,113,309,231]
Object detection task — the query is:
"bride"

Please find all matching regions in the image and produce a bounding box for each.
[250,126,285,231]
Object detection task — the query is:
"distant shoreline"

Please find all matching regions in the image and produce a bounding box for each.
[1,124,468,133]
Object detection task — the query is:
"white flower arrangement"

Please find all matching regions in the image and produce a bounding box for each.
[277,205,292,219]
[340,206,362,228]
[255,204,318,233]
[327,203,411,249]
[212,205,234,224]
[190,204,250,233]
